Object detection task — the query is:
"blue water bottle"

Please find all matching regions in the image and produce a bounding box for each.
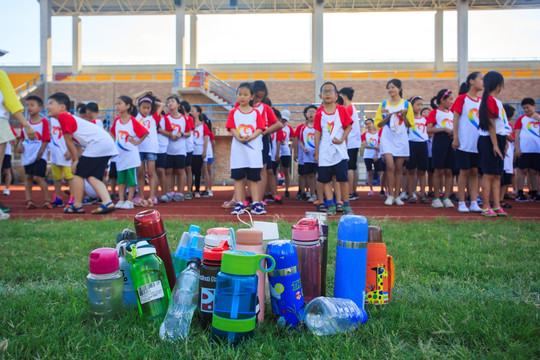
[266,240,305,329]
[116,240,138,307]
[173,225,203,277]
[333,215,368,323]
[212,251,275,344]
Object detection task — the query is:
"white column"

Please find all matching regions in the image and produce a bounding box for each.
[72,15,82,74]
[40,0,52,99]
[313,1,324,103]
[190,14,198,68]
[175,2,186,87]
[434,10,444,72]
[457,0,469,84]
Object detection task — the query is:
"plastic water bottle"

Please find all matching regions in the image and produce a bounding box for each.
[160,257,201,341]
[305,297,365,336]
[116,240,138,307]
[292,218,321,304]
[87,248,123,319]
[173,225,203,277]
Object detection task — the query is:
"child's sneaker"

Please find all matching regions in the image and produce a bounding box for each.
[132,196,143,206]
[379,190,386,197]
[327,204,337,215]
[343,204,354,215]
[443,198,454,208]
[469,202,482,212]
[395,197,405,206]
[115,201,125,209]
[431,198,443,208]
[251,203,267,215]
[275,195,283,204]
[0,212,10,220]
[194,192,201,198]
[458,203,469,213]
[52,195,64,207]
[408,193,418,203]
[231,203,244,215]
[316,203,327,212]
[336,203,343,212]
[308,195,318,203]
[492,207,508,217]
[159,194,170,203]
[185,192,193,200]
[172,193,185,202]
[122,200,134,209]
[368,190,374,196]
[285,190,290,198]
[384,196,394,206]
[481,208,497,217]
[3,189,10,196]
[476,195,483,206]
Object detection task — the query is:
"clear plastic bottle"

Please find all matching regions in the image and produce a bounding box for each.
[160,257,201,341]
[87,248,123,319]
[305,297,366,336]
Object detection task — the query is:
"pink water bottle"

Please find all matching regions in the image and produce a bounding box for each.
[236,228,265,322]
[292,218,321,304]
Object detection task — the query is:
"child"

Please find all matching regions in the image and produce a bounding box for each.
[299,105,318,203]
[180,100,195,199]
[1,126,17,196]
[268,108,285,204]
[427,89,455,209]
[85,102,104,128]
[294,107,310,200]
[361,119,380,196]
[226,82,265,215]
[314,82,354,215]
[279,109,293,198]
[514,97,540,202]
[49,111,74,207]
[17,96,52,209]
[190,105,210,197]
[339,87,361,201]
[374,79,414,206]
[47,92,118,214]
[451,72,484,213]
[406,96,430,204]
[165,96,192,201]
[134,93,162,206]
[477,71,511,217]
[500,104,516,209]
[201,113,215,197]
[155,104,173,202]
[110,96,149,209]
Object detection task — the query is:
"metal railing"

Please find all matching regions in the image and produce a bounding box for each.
[174,68,236,105]
[14,75,43,98]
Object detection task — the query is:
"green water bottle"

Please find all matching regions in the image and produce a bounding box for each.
[130,241,171,320]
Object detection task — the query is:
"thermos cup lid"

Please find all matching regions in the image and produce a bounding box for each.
[89,247,120,274]
[133,209,165,238]
[236,228,263,246]
[265,240,298,270]
[221,250,275,276]
[337,215,368,243]
[207,227,230,235]
[132,240,157,258]
[203,240,230,261]
[292,218,320,241]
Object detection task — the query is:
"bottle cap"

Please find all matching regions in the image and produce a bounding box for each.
[220,250,275,276]
[187,257,202,268]
[202,240,230,262]
[207,227,230,236]
[131,240,157,258]
[292,218,320,242]
[188,224,200,234]
[266,240,298,270]
[236,228,263,246]
[134,209,165,238]
[337,215,368,243]
[89,247,119,274]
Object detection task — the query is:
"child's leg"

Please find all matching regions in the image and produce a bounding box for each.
[87,176,113,206]
[491,175,501,206]
[137,163,146,200]
[206,162,213,191]
[34,176,51,202]
[283,166,290,193]
[309,173,317,198]
[418,170,427,197]
[407,168,416,196]
[394,157,405,198]
[25,174,33,201]
[432,169,443,199]
[157,167,166,195]
[384,154,395,197]
[323,182,333,204]
[443,169,453,199]
[54,180,63,199]
[71,175,85,208]
[166,168,174,194]
[353,166,359,194]
[316,181,324,203]
[482,174,493,210]
[127,186,136,202]
[110,177,117,198]
[380,170,387,194]
[248,179,261,203]
[147,161,157,201]
[259,165,267,200]
[4,169,11,191]
[469,168,479,202]
[530,169,538,192]
[185,165,193,194]
[177,168,186,195]
[268,168,278,197]
[118,183,127,202]
[340,181,349,204]
[332,177,341,204]
[457,169,469,202]
[367,170,373,191]
[234,179,245,204]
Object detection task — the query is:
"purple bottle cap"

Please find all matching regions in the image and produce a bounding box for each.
[292,218,320,241]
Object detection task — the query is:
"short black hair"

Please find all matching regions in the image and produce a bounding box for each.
[303,105,318,119]
[320,82,338,94]
[521,98,536,107]
[503,104,515,120]
[26,95,43,107]
[180,100,191,113]
[365,118,374,124]
[49,92,71,111]
[339,87,354,101]
[85,102,99,113]
[237,82,253,95]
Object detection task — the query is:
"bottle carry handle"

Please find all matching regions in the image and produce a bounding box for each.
[295,218,318,228]
[258,254,275,273]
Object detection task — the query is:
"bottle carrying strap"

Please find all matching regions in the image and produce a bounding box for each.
[237,211,253,228]
[229,227,236,251]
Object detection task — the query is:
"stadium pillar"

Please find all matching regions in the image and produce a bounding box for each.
[175,1,186,86]
[190,14,198,68]
[40,0,52,100]
[312,0,324,103]
[434,10,444,72]
[72,15,82,75]
[457,0,469,84]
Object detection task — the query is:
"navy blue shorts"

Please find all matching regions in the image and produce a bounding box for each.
[231,167,262,181]
[478,135,506,175]
[432,133,455,170]
[317,159,348,183]
[517,153,540,171]
[109,161,117,178]
[455,150,480,170]
[280,155,291,168]
[347,148,359,170]
[166,155,186,169]
[298,164,305,176]
[364,158,375,171]
[407,141,429,171]
[271,161,279,175]
[156,153,167,169]
[24,158,47,177]
[76,156,110,181]
[2,154,11,170]
[428,158,434,173]
[304,162,317,175]
[139,152,157,162]
[262,134,271,165]
[185,152,193,167]
[501,172,513,186]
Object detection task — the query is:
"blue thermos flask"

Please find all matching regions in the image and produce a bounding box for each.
[266,240,305,329]
[333,215,368,323]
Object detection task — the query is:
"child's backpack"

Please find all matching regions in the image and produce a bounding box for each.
[365,226,394,305]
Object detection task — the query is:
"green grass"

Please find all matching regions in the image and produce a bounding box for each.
[0,218,538,359]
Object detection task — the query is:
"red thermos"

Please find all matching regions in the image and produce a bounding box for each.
[134,210,176,291]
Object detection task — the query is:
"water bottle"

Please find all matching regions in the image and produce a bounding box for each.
[305,297,365,336]
[292,218,321,303]
[159,257,201,341]
[236,228,266,322]
[305,211,328,297]
[334,215,368,322]
[266,240,305,329]
[116,240,137,307]
[134,210,176,291]
[205,227,232,249]
[173,225,203,277]
[87,248,123,319]
[116,228,138,243]
[199,240,230,328]
[130,241,171,320]
[212,251,275,344]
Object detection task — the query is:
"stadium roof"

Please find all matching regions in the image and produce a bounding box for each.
[48,0,540,16]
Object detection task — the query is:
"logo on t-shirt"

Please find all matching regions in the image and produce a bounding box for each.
[527,120,540,137]
[171,123,182,136]
[468,108,479,128]
[442,118,453,128]
[194,129,200,140]
[139,118,151,130]
[306,133,315,149]
[411,122,426,140]
[367,138,377,147]
[117,130,130,151]
[51,126,62,147]
[237,124,255,137]
[326,122,335,134]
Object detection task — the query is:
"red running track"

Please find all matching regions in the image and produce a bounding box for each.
[2,185,539,222]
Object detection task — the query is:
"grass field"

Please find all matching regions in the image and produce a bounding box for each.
[0,218,538,359]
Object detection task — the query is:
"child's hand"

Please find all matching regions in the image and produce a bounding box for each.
[493,146,503,159]
[71,160,78,173]
[17,144,24,153]
[514,148,522,160]
[303,148,308,154]
[315,153,319,163]
[65,151,72,160]
[445,128,453,137]
[452,139,460,150]
[171,134,180,141]
[332,138,342,145]
[128,137,137,145]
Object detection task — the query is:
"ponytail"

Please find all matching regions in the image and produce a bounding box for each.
[430,89,452,110]
[478,71,504,131]
[459,71,482,95]
[118,95,138,117]
[386,79,403,98]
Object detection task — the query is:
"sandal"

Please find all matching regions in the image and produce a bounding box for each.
[92,201,115,215]
[500,201,513,209]
[221,200,236,209]
[64,204,85,214]
[25,200,37,209]
[42,201,53,210]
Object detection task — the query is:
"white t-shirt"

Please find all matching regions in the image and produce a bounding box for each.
[479,96,511,137]
[58,113,117,158]
[280,124,293,157]
[270,129,285,162]
[225,107,265,169]
[408,116,429,142]
[346,104,362,149]
[300,124,316,164]
[91,118,104,128]
[49,117,72,167]
[426,108,454,130]
[362,131,380,159]
[515,115,540,153]
[375,99,414,157]
[136,112,159,154]
[193,122,211,156]
[5,126,16,156]
[186,115,195,153]
[450,94,481,153]
[205,132,215,161]
[20,118,50,166]
[314,105,353,167]
[157,115,172,154]
[110,116,149,171]
[504,140,514,174]
[166,114,191,156]
[295,124,305,165]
